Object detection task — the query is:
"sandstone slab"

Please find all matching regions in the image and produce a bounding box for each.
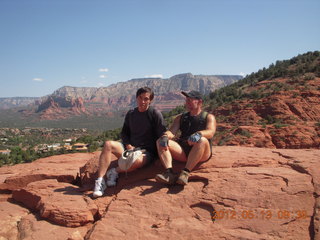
[0,147,319,239]
[0,201,30,240]
[0,152,100,190]
[85,146,319,240]
[12,179,98,227]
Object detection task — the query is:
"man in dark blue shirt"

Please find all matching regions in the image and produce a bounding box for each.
[93,87,166,198]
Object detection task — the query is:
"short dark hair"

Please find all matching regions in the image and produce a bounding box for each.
[136,87,154,101]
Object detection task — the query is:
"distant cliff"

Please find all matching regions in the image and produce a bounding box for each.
[51,73,242,100]
[0,73,241,127]
[34,73,241,118]
[0,97,40,110]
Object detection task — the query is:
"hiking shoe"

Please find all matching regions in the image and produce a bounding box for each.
[176,170,190,185]
[106,168,119,187]
[155,170,177,185]
[93,178,106,198]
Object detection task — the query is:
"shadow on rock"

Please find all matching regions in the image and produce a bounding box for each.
[54,186,83,196]
[190,202,215,222]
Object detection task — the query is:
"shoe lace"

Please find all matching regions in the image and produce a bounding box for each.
[95,180,104,191]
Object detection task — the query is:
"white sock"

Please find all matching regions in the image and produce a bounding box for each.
[97,177,103,181]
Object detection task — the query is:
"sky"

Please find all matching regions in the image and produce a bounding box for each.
[0,0,319,97]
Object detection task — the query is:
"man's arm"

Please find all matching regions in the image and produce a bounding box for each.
[158,114,182,150]
[163,114,182,139]
[197,113,216,139]
[153,108,167,138]
[120,110,133,149]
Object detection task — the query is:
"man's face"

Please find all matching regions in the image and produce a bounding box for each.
[137,92,152,112]
[185,97,201,111]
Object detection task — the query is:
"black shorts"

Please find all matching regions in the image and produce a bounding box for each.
[142,150,156,164]
[176,139,193,156]
[176,138,212,162]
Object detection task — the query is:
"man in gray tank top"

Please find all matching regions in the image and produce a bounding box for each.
[155,90,217,185]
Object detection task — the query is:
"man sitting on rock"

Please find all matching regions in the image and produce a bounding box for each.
[93,87,166,198]
[155,90,216,185]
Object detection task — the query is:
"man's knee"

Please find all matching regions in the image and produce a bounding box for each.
[126,155,145,172]
[156,139,171,154]
[103,140,113,151]
[191,138,210,155]
[198,137,211,146]
[196,138,211,160]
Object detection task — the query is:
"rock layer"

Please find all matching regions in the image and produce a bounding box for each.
[0,147,319,239]
[212,77,320,149]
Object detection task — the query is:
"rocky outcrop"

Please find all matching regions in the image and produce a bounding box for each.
[212,77,320,149]
[36,96,86,120]
[52,73,240,109]
[19,73,240,120]
[52,74,242,101]
[12,179,99,227]
[0,147,319,239]
[1,73,240,121]
[0,97,40,110]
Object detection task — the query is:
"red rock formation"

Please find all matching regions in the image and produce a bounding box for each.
[36,96,87,120]
[212,77,320,148]
[14,74,240,122]
[0,147,319,239]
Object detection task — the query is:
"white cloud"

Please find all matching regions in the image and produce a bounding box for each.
[99,75,107,78]
[239,72,246,77]
[144,74,163,78]
[97,82,105,87]
[32,78,44,82]
[99,68,109,72]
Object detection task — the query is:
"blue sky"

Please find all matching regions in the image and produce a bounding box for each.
[0,0,319,97]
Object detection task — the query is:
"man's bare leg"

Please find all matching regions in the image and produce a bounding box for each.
[185,138,211,171]
[97,140,123,178]
[176,138,211,185]
[93,141,124,197]
[155,140,186,184]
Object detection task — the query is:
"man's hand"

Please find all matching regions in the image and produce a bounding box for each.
[159,135,169,150]
[125,144,135,150]
[159,135,169,147]
[188,132,202,144]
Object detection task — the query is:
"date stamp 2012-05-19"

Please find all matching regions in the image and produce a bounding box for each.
[212,209,308,220]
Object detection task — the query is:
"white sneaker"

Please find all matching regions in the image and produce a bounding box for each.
[93,178,106,198]
[106,168,119,187]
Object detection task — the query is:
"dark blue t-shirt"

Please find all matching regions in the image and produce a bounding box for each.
[121,107,166,154]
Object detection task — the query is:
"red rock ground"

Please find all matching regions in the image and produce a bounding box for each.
[0,147,319,240]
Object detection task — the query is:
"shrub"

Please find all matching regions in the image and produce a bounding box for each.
[218,135,233,146]
[236,129,252,138]
[265,115,276,124]
[273,123,289,129]
[304,73,315,80]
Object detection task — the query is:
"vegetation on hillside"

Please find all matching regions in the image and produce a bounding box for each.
[0,110,124,131]
[208,51,320,109]
[0,146,72,167]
